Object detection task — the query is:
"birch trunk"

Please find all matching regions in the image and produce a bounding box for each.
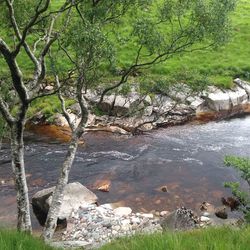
[42,129,82,240]
[10,122,32,233]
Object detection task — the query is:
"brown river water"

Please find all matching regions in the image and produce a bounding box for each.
[1,116,250,230]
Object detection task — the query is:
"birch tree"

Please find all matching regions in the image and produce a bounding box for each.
[42,0,236,240]
[0,0,78,233]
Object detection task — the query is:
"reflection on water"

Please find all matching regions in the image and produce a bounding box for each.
[1,116,250,229]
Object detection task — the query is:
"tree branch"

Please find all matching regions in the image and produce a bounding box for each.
[0,38,29,105]
[0,97,15,125]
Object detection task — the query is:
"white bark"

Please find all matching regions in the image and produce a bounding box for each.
[1,0,77,234]
[10,123,32,233]
[42,75,89,240]
[42,129,82,240]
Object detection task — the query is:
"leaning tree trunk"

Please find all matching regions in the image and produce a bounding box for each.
[10,122,32,233]
[42,128,83,241]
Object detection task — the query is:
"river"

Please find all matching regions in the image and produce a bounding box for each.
[1,116,250,229]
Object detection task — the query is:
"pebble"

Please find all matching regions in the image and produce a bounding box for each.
[114,207,132,216]
[200,216,210,222]
[131,217,141,224]
[141,213,154,219]
[203,212,210,217]
[121,219,131,225]
[160,211,170,217]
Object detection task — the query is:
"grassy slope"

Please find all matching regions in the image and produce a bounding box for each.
[157,0,250,88]
[117,0,250,88]
[100,227,250,250]
[0,0,249,88]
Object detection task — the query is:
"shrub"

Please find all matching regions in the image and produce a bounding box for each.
[224,156,250,222]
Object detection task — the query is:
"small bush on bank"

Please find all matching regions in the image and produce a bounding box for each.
[99,227,250,250]
[0,230,57,250]
[224,156,250,222]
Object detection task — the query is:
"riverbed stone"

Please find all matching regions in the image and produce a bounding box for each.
[200,216,210,222]
[32,182,98,225]
[160,211,171,217]
[234,78,250,96]
[114,207,132,216]
[215,207,228,219]
[197,83,249,116]
[52,113,80,127]
[160,207,198,231]
[61,204,162,249]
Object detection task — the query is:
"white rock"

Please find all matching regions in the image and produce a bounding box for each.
[203,212,210,217]
[44,85,54,91]
[141,213,154,219]
[131,217,141,224]
[121,224,131,232]
[53,113,80,127]
[112,225,120,231]
[200,216,210,222]
[32,182,98,222]
[121,219,131,225]
[160,211,170,217]
[113,207,132,217]
[197,83,249,113]
[112,230,118,235]
[234,78,250,96]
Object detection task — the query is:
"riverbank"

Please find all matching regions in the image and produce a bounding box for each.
[30,181,243,249]
[99,226,250,250]
[2,226,250,250]
[27,78,250,140]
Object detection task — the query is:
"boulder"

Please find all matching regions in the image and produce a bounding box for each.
[197,85,248,113]
[168,83,194,102]
[215,207,228,219]
[32,182,98,225]
[52,113,80,127]
[87,90,152,117]
[160,207,198,231]
[234,78,250,97]
[153,95,174,113]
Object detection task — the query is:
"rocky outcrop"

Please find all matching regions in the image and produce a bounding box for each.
[196,79,250,120]
[29,79,250,136]
[32,182,98,226]
[87,79,250,131]
[87,92,152,117]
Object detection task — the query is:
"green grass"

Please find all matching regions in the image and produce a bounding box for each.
[0,230,58,250]
[27,95,76,121]
[9,95,75,122]
[1,227,250,250]
[100,227,250,250]
[132,0,250,88]
[88,0,250,89]
[1,0,250,88]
